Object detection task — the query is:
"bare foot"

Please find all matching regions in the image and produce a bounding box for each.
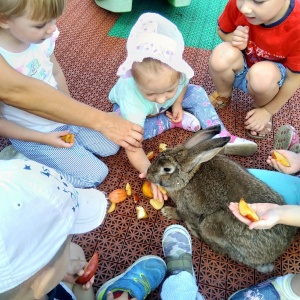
[246,121,272,140]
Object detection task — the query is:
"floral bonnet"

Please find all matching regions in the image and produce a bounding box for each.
[117,12,194,79]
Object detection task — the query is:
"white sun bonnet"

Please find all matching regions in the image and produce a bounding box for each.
[117,12,194,79]
[0,159,107,293]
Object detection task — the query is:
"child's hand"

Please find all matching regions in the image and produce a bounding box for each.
[150,181,168,202]
[64,259,95,289]
[166,103,183,123]
[267,150,300,174]
[244,107,271,134]
[139,172,168,202]
[45,130,74,148]
[64,242,95,290]
[229,202,281,230]
[232,25,249,50]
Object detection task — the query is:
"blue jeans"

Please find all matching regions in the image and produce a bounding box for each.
[233,56,287,94]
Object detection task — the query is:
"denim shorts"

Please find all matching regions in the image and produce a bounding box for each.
[233,55,287,94]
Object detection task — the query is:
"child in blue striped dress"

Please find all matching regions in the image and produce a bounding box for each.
[0,0,119,188]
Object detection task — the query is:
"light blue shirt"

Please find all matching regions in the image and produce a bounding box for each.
[109,75,189,127]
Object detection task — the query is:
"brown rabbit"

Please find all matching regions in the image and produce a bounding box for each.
[147,125,297,272]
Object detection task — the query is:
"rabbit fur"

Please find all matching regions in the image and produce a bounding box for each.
[147,125,297,273]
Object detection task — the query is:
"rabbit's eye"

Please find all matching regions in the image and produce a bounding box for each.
[160,163,174,174]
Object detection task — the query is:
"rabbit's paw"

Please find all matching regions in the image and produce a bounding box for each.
[256,263,274,273]
[161,207,181,220]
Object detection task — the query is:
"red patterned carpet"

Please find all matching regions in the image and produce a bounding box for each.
[1,0,300,299]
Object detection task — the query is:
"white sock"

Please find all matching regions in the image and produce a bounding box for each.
[272,274,300,300]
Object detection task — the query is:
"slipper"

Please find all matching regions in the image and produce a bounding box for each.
[246,121,272,140]
[209,91,231,109]
[274,125,299,150]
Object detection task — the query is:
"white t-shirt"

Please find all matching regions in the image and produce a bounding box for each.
[0,29,64,132]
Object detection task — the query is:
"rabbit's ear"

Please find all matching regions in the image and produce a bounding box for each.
[184,125,221,149]
[181,136,230,173]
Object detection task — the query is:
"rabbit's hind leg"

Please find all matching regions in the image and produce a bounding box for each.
[199,231,230,255]
[161,206,182,220]
[184,222,201,239]
[199,214,235,255]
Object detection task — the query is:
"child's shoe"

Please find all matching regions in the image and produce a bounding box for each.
[274,125,299,150]
[290,144,300,154]
[209,91,231,109]
[162,224,194,276]
[162,225,205,300]
[217,132,258,156]
[228,274,299,300]
[96,255,166,300]
[172,111,201,132]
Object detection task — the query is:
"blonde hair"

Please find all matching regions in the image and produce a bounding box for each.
[0,0,66,21]
[131,58,180,85]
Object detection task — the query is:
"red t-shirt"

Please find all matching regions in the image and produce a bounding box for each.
[218,0,300,73]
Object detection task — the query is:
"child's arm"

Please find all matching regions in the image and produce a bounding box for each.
[50,53,71,96]
[125,147,150,175]
[125,148,167,202]
[0,118,73,148]
[245,71,300,132]
[217,25,249,50]
[229,202,300,230]
[165,85,187,123]
[63,242,95,297]
[0,55,143,151]
[217,26,234,42]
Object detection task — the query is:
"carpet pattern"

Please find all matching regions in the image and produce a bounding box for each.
[108,0,227,49]
[1,0,300,299]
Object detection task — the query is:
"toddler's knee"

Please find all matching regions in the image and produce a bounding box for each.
[248,62,280,93]
[210,42,241,70]
[105,144,120,156]
[93,164,109,186]
[111,144,120,155]
[185,85,207,100]
[74,164,109,188]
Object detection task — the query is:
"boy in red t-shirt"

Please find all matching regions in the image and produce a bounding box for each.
[208,0,300,139]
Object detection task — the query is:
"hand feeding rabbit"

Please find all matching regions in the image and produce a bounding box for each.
[147,125,297,273]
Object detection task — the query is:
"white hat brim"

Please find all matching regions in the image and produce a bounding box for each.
[71,188,107,234]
